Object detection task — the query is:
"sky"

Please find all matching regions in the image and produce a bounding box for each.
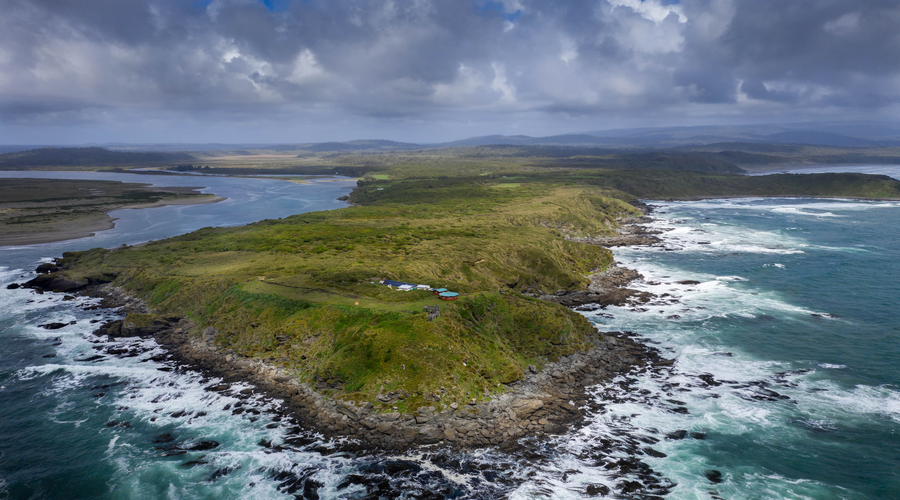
[1,0,899,144]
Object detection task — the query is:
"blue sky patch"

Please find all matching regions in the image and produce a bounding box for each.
[480,1,522,22]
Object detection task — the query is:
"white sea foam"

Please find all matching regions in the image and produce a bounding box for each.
[771,207,845,217]
[2,284,515,499]
[523,198,900,498]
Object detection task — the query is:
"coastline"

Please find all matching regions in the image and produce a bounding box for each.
[89,285,669,450]
[655,194,900,202]
[0,194,225,247]
[20,209,672,451]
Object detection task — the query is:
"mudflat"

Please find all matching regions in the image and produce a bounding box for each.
[0,178,223,246]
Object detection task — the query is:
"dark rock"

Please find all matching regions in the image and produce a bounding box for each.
[152,433,175,443]
[705,470,723,483]
[643,447,667,458]
[207,466,237,482]
[303,479,322,500]
[75,355,105,362]
[619,480,644,493]
[544,288,654,308]
[665,430,688,440]
[180,460,209,468]
[336,475,368,491]
[676,280,701,285]
[183,440,220,451]
[585,484,610,496]
[6,283,20,289]
[36,263,59,273]
[689,432,707,440]
[38,322,70,330]
[23,273,85,292]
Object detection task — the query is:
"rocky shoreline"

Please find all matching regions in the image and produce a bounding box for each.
[18,210,671,451]
[70,282,669,451]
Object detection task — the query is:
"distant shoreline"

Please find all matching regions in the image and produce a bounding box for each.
[1,194,225,247]
[740,163,900,174]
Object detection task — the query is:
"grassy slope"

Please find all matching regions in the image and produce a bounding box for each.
[55,166,900,413]
[59,177,636,412]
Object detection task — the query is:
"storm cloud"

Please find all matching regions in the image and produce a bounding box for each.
[1,0,898,142]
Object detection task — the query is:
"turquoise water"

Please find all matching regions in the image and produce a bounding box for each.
[512,190,900,498]
[2,168,899,499]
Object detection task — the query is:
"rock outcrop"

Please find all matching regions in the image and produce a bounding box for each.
[141,312,667,450]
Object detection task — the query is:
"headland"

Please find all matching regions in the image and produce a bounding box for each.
[16,161,900,450]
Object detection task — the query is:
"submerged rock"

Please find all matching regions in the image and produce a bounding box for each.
[705,469,723,483]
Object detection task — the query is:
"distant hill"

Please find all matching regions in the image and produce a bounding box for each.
[580,121,900,147]
[0,147,195,168]
[438,134,628,148]
[536,151,746,173]
[0,145,47,155]
[298,140,423,153]
[762,131,891,147]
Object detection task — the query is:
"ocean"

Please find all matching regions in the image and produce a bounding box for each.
[1,167,899,499]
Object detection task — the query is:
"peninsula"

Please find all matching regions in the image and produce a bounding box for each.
[20,163,900,448]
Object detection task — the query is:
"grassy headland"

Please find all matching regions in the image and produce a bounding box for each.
[48,165,900,414]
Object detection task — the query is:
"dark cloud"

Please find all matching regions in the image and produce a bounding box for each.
[1,0,898,142]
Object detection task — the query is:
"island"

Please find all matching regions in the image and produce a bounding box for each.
[19,161,900,449]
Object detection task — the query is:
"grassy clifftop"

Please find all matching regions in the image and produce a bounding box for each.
[53,167,900,413]
[57,176,637,412]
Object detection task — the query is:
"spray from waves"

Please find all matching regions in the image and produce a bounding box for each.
[770,207,845,218]
[519,202,900,499]
[641,203,879,256]
[660,198,900,214]
[639,217,811,255]
[551,286,894,498]
[1,273,533,499]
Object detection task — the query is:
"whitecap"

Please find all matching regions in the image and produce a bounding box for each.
[771,207,845,218]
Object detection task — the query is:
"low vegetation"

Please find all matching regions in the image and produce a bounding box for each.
[0,178,215,244]
[0,147,193,169]
[53,162,900,413]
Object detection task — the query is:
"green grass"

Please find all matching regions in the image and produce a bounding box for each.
[55,164,900,412]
